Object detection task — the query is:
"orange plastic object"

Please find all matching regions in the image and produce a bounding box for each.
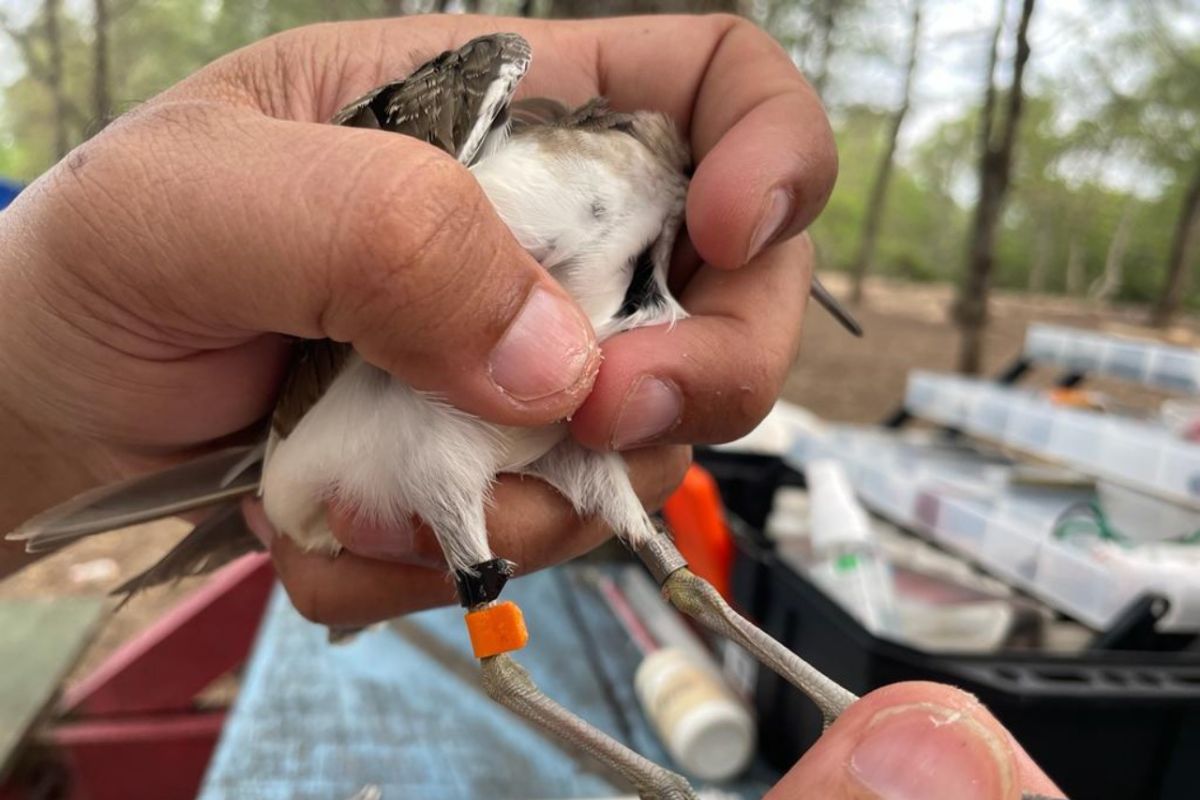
[662,464,733,599]
[465,601,529,658]
[1048,387,1098,410]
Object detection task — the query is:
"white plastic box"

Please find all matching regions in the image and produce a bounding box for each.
[1025,323,1200,395]
[786,425,1200,632]
[904,372,1200,511]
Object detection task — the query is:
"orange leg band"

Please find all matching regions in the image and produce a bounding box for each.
[465,600,529,658]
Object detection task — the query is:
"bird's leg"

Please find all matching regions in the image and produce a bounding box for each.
[454,560,697,800]
[636,536,858,727]
[479,654,697,800]
[520,440,658,547]
[523,442,855,723]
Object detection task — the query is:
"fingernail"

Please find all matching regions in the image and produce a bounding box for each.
[849,703,1013,800]
[611,377,682,449]
[746,187,793,263]
[490,287,596,401]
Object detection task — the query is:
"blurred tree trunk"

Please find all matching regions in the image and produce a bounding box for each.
[1027,225,1051,292]
[1064,237,1084,296]
[954,0,1036,375]
[850,0,921,304]
[548,0,747,16]
[45,0,70,160]
[1089,203,1132,303]
[809,0,839,97]
[382,0,405,14]
[1150,159,1200,327]
[92,0,111,131]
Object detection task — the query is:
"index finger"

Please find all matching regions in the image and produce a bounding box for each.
[580,15,838,269]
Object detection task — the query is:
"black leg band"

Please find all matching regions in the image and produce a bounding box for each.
[455,558,516,607]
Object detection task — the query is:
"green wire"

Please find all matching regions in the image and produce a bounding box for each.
[1053,500,1200,545]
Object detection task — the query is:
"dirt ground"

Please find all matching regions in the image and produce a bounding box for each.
[2,274,1197,684]
[786,274,1199,422]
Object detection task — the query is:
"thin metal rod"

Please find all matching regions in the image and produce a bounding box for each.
[480,654,698,800]
[811,276,864,337]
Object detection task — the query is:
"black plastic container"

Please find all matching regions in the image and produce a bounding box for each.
[697,449,1200,800]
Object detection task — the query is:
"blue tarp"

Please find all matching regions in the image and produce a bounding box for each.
[0,179,21,210]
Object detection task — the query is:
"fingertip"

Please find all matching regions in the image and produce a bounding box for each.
[566,335,652,451]
[483,283,602,414]
[686,102,837,271]
[766,681,1059,800]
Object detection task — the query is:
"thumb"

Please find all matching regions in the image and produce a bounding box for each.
[765,682,1064,800]
[32,100,599,427]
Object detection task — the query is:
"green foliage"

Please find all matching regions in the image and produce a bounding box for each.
[800,0,1200,313]
[814,106,968,284]
[0,0,1195,313]
[811,88,1197,311]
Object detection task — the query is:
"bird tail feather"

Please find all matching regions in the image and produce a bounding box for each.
[111,501,263,606]
[6,445,262,553]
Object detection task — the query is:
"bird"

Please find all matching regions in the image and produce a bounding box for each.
[10,31,860,605]
[10,33,862,799]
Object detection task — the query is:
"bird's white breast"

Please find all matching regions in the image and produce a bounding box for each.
[470,129,685,338]
[262,127,686,549]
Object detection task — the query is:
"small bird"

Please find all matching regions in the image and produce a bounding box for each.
[11,33,865,799]
[11,32,859,603]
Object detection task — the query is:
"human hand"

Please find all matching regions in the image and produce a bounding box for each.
[766,682,1064,800]
[0,14,834,623]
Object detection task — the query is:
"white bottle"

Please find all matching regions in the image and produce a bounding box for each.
[805,459,899,635]
[634,647,755,782]
[765,486,811,544]
[609,570,755,782]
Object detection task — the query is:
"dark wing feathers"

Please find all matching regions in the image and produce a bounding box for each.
[8,446,262,551]
[509,97,571,129]
[332,32,530,164]
[556,97,636,133]
[511,96,635,134]
[111,502,263,604]
[270,338,354,438]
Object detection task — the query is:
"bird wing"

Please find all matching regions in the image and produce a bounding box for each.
[110,502,263,603]
[270,339,355,439]
[333,32,531,166]
[510,96,634,133]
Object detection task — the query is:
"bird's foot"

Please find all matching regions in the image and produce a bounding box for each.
[480,653,699,800]
[636,536,857,728]
[458,557,697,800]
